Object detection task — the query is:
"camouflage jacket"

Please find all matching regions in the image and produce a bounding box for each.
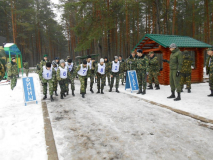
[119,59,126,73]
[136,55,149,71]
[23,62,29,69]
[181,54,193,73]
[148,55,159,72]
[209,56,213,74]
[39,66,56,83]
[56,66,71,81]
[76,64,91,78]
[0,62,5,80]
[206,56,211,74]
[126,55,137,71]
[40,59,50,68]
[7,61,19,78]
[168,48,183,71]
[104,61,111,73]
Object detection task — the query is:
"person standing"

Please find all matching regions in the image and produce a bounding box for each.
[126,51,137,71]
[104,57,111,86]
[0,60,5,81]
[87,55,95,93]
[147,52,160,90]
[206,48,213,97]
[40,54,50,68]
[76,60,91,98]
[23,60,29,77]
[180,51,193,93]
[57,59,70,99]
[119,55,125,85]
[95,58,106,94]
[136,49,149,94]
[7,57,19,90]
[52,61,58,96]
[39,62,55,101]
[65,59,75,96]
[109,56,121,93]
[163,43,183,101]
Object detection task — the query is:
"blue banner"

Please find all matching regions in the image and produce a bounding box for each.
[22,77,37,106]
[125,70,139,92]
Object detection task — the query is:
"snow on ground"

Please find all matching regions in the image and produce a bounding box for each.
[0,73,47,160]
[46,80,213,160]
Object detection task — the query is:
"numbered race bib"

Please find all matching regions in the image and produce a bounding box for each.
[42,66,52,80]
[98,63,105,75]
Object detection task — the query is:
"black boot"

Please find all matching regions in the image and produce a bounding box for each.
[155,84,160,90]
[63,93,66,97]
[167,91,175,98]
[174,92,181,101]
[147,85,153,90]
[109,87,112,92]
[188,89,191,93]
[142,89,146,95]
[50,95,54,102]
[72,90,75,96]
[101,89,104,94]
[90,88,94,93]
[116,88,120,93]
[55,91,58,96]
[82,93,85,98]
[43,95,47,100]
[60,94,64,99]
[137,89,142,94]
[208,90,213,97]
[97,89,100,93]
[67,91,69,95]
[122,82,124,85]
[181,89,183,92]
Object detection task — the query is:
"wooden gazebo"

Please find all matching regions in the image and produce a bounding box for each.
[132,34,212,85]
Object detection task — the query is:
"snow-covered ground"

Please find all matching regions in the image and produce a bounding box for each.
[46,80,213,160]
[0,73,47,160]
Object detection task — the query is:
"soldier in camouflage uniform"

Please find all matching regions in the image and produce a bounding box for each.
[87,55,96,93]
[136,49,149,95]
[119,55,125,85]
[40,54,50,68]
[0,61,5,81]
[52,61,58,96]
[95,58,106,94]
[36,63,41,74]
[147,51,160,90]
[206,48,213,97]
[57,59,70,99]
[76,60,91,98]
[65,59,76,96]
[109,56,123,93]
[104,57,111,86]
[23,60,29,77]
[7,57,19,90]
[126,51,137,71]
[180,51,193,93]
[163,43,183,101]
[39,62,55,101]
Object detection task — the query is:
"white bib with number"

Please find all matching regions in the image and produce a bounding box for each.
[112,61,120,73]
[98,63,105,75]
[66,62,73,72]
[42,66,52,80]
[53,66,58,71]
[78,64,88,76]
[59,66,68,78]
[87,60,92,69]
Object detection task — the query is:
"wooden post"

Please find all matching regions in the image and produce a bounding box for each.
[161,47,170,85]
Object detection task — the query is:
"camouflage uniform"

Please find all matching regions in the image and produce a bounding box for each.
[7,61,19,90]
[89,61,96,89]
[209,56,213,90]
[23,62,29,77]
[52,66,58,92]
[180,52,193,89]
[66,63,75,92]
[126,55,137,71]
[0,61,5,81]
[148,54,160,86]
[95,64,106,90]
[104,61,111,85]
[36,63,41,74]
[136,55,149,91]
[119,59,125,84]
[39,66,56,96]
[40,59,50,69]
[56,66,70,96]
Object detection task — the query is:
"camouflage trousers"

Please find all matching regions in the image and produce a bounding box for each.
[59,79,68,95]
[89,72,95,88]
[53,80,58,91]
[209,72,213,90]
[110,72,119,89]
[79,75,87,94]
[43,80,53,95]
[97,73,106,90]
[148,71,159,85]
[67,74,75,91]
[137,70,147,90]
[170,70,181,93]
[180,73,191,89]
[119,72,124,83]
[25,69,29,77]
[11,76,17,90]
[105,72,111,85]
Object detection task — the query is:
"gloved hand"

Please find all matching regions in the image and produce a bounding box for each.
[162,59,168,62]
[176,71,180,77]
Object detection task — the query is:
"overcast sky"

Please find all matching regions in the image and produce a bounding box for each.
[51,0,62,22]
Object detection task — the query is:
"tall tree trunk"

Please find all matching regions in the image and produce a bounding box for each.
[172,0,177,35]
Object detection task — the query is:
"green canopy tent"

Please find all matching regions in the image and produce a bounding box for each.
[4,43,23,78]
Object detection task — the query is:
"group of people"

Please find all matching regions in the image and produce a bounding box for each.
[5,43,213,102]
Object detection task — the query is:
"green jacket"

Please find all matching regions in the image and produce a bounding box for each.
[23,62,29,69]
[40,59,50,68]
[76,64,91,78]
[209,56,213,74]
[136,55,149,71]
[168,48,183,71]
[148,55,159,72]
[206,56,211,74]
[119,59,125,73]
[39,66,56,83]
[7,61,19,78]
[104,61,111,73]
[181,54,193,73]
[0,62,5,80]
[126,55,137,70]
